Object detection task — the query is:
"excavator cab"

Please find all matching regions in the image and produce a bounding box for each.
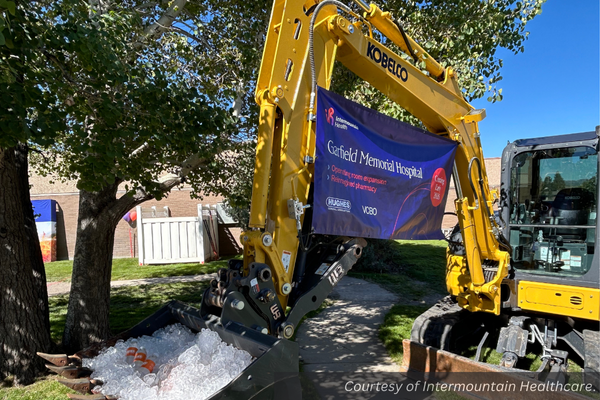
[505,132,598,275]
[486,129,599,381]
[410,129,599,388]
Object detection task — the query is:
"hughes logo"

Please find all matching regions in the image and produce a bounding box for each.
[326,197,351,212]
[366,42,408,82]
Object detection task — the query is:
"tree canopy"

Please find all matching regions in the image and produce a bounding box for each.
[3,0,545,197]
[0,0,274,361]
[24,0,260,199]
[0,1,67,148]
[334,0,544,123]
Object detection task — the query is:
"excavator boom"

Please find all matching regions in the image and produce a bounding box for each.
[236,0,510,325]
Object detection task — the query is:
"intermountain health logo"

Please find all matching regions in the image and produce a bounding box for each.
[326,107,335,125]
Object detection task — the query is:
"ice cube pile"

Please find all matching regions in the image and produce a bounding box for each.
[83,324,253,400]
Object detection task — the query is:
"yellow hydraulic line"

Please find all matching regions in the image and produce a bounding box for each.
[456,199,485,288]
[303,115,315,168]
[249,90,277,229]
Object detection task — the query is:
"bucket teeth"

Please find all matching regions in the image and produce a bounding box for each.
[37,352,81,367]
[90,379,103,386]
[57,377,92,394]
[66,395,109,400]
[45,364,92,379]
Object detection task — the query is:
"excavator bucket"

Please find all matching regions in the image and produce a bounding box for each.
[401,340,591,400]
[42,300,300,400]
[42,238,365,399]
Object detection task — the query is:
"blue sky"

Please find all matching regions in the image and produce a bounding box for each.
[471,0,599,158]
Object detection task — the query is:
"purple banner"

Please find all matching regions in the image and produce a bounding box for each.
[313,88,457,240]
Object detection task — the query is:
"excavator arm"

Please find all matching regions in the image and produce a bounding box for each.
[203,0,512,341]
[329,1,511,315]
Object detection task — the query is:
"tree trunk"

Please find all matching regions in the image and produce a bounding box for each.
[0,146,53,385]
[62,182,150,352]
[62,185,120,352]
[61,168,190,351]
[15,144,51,334]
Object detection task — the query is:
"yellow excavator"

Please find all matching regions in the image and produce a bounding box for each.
[41,0,599,398]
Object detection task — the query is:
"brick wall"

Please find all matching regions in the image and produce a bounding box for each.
[31,189,242,260]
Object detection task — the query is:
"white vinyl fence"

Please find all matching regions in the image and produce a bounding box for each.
[137,204,219,265]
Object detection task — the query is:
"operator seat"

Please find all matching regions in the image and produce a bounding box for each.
[550,188,595,239]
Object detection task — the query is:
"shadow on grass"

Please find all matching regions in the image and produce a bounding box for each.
[353,240,447,286]
[348,242,448,304]
[48,282,209,343]
[45,256,240,283]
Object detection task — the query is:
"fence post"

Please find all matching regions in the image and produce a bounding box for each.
[204,203,216,261]
[197,204,205,263]
[210,204,219,256]
[136,205,144,265]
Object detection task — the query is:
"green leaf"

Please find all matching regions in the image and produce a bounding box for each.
[0,31,5,46]
[0,0,15,15]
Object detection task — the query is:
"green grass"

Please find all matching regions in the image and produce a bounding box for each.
[45,256,239,282]
[0,379,75,400]
[378,304,429,363]
[349,240,448,302]
[348,270,445,300]
[353,239,447,284]
[48,281,210,343]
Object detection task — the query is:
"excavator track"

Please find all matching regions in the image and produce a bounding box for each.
[410,296,480,351]
[584,330,600,391]
[408,298,599,399]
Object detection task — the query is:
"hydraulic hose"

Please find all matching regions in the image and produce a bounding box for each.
[468,157,482,210]
[468,157,512,255]
[308,1,362,116]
